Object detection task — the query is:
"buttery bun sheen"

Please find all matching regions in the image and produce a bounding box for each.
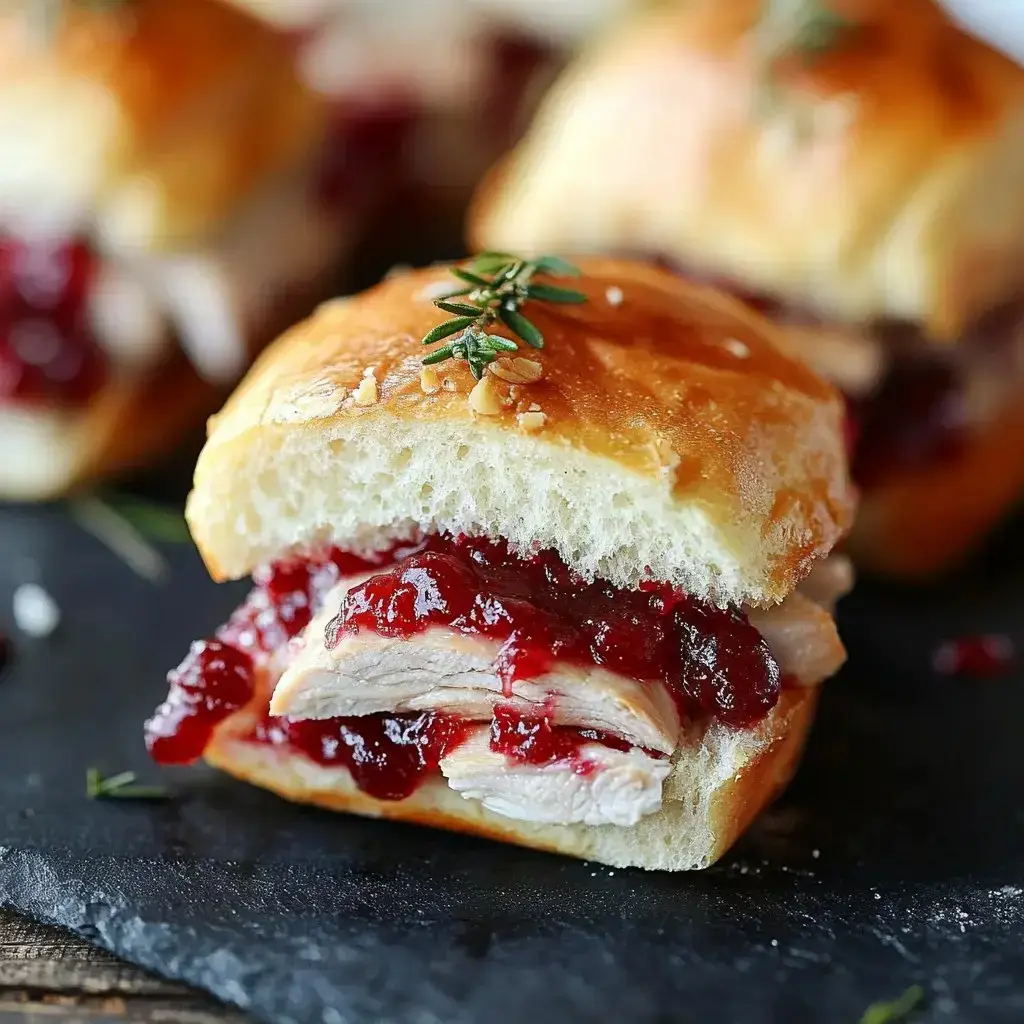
[157,259,854,872]
[188,259,852,607]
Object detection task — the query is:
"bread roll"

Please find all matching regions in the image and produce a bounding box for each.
[186,258,853,607]
[469,0,1024,338]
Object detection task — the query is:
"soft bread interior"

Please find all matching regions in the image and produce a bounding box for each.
[190,412,826,609]
[206,687,816,871]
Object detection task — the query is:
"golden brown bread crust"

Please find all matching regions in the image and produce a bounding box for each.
[204,687,817,871]
[850,392,1024,577]
[0,0,324,247]
[469,0,1024,337]
[188,258,854,598]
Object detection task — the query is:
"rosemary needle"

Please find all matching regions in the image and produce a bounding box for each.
[86,768,170,801]
[859,985,926,1024]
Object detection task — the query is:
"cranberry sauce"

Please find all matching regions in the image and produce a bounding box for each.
[329,535,781,728]
[252,710,469,801]
[146,546,399,765]
[317,95,422,210]
[0,237,107,407]
[932,634,1016,678]
[489,703,632,775]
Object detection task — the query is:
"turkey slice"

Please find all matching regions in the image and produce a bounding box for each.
[439,726,671,828]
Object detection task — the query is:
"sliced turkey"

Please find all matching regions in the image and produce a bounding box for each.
[440,726,672,828]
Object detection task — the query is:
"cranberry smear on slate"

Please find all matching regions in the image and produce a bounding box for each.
[0,237,107,407]
[329,534,781,727]
[932,635,1016,678]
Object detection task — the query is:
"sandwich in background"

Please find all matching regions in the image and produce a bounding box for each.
[469,0,1024,578]
[0,0,352,500]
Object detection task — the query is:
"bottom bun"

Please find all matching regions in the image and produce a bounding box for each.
[850,392,1024,578]
[0,353,220,502]
[205,688,817,872]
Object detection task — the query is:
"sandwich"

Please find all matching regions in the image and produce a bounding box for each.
[0,0,351,500]
[468,0,1024,577]
[145,254,854,871]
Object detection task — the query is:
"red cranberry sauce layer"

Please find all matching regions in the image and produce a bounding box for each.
[0,236,107,408]
[644,254,1023,488]
[328,534,781,728]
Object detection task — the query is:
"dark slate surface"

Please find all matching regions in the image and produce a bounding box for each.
[1,500,1024,1024]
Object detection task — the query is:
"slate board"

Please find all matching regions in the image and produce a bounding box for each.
[1,496,1024,1024]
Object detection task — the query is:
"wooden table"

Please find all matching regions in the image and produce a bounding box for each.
[0,908,244,1023]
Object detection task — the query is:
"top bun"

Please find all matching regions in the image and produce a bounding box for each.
[0,0,323,250]
[186,258,854,607]
[469,0,1024,338]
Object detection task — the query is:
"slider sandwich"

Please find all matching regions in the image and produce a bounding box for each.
[0,0,349,499]
[146,255,854,871]
[469,0,1024,577]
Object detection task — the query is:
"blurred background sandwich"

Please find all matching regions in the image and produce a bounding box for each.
[470,0,1024,578]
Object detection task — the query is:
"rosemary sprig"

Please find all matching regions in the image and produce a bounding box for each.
[756,0,851,65]
[859,985,926,1024]
[86,768,170,801]
[421,253,586,380]
[754,0,853,122]
[101,494,191,545]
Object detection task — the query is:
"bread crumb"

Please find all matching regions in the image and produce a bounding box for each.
[419,366,441,394]
[442,377,457,392]
[605,286,624,306]
[468,375,504,416]
[517,410,546,432]
[723,337,750,359]
[353,373,378,406]
[489,357,543,385]
[13,583,60,638]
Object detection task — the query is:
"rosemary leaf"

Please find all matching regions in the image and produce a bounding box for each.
[485,335,519,352]
[422,344,456,365]
[499,308,543,349]
[859,985,925,1024]
[450,268,491,289]
[533,255,581,277]
[86,768,170,801]
[525,283,588,304]
[104,496,190,544]
[469,251,519,273]
[434,300,484,317]
[422,316,476,346]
